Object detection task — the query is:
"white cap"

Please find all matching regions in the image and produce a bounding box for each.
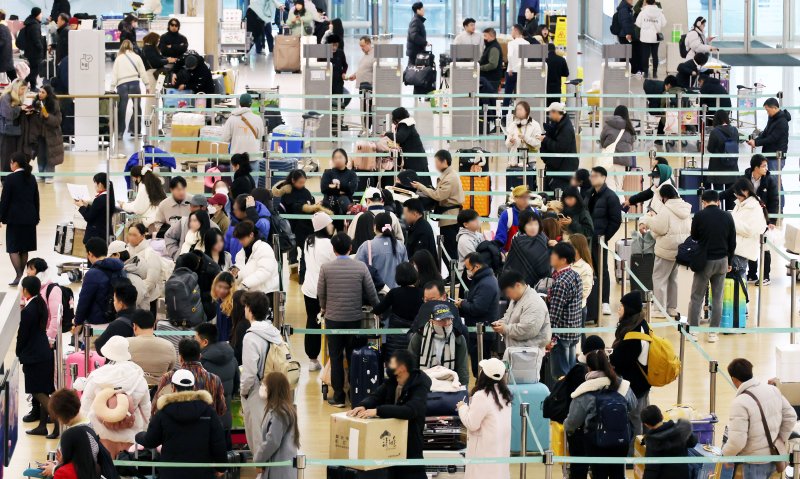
[108,240,127,256]
[312,211,333,232]
[364,187,383,202]
[100,335,131,362]
[478,357,506,381]
[548,102,566,113]
[171,369,195,388]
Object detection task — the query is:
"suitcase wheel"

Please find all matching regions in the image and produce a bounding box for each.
[321,383,328,400]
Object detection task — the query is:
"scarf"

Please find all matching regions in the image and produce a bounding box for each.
[419,322,456,371]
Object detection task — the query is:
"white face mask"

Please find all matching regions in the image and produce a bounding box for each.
[208,205,218,215]
[258,384,268,399]
[432,324,453,337]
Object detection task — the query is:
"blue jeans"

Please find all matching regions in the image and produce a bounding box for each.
[116,80,141,137]
[551,338,578,379]
[742,463,774,479]
[36,137,54,179]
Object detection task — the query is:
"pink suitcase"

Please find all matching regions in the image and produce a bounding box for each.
[65,350,106,393]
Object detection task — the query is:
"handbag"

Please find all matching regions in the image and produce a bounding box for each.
[742,390,788,473]
[656,32,664,41]
[596,129,625,169]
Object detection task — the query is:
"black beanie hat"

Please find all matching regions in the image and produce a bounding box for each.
[620,291,643,316]
[581,335,606,355]
[31,7,41,17]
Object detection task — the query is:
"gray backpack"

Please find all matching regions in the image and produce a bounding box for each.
[165,267,204,327]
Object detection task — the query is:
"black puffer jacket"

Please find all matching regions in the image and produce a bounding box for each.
[201,342,240,430]
[406,14,427,60]
[459,266,500,327]
[642,420,698,479]
[587,184,622,239]
[158,31,189,59]
[0,24,12,73]
[136,390,227,479]
[707,124,740,184]
[541,115,578,171]
[699,77,732,111]
[754,109,791,155]
[503,233,551,287]
[21,15,45,62]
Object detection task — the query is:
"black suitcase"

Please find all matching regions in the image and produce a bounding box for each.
[327,466,389,479]
[506,166,537,191]
[679,167,704,212]
[423,416,466,450]
[403,65,435,91]
[415,50,435,67]
[40,57,56,80]
[540,351,557,389]
[225,450,244,479]
[629,253,655,292]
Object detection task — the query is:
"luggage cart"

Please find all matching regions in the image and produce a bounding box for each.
[219,25,251,65]
[735,82,765,134]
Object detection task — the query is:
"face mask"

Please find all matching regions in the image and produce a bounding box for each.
[432,324,453,337]
[385,367,396,379]
[208,205,217,215]
[258,384,268,399]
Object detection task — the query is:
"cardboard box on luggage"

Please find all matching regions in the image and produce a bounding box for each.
[171,113,205,155]
[329,413,408,471]
[197,126,228,159]
[633,435,645,479]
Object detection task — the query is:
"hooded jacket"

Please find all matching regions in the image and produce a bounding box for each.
[563,375,637,435]
[497,285,551,348]
[201,342,240,430]
[587,185,622,239]
[456,227,484,273]
[75,258,126,326]
[21,15,45,61]
[707,124,740,184]
[406,13,427,59]
[240,320,284,453]
[721,168,779,225]
[222,107,265,155]
[731,195,767,261]
[629,164,676,213]
[754,109,791,155]
[459,266,500,326]
[80,360,151,444]
[562,202,595,243]
[136,390,227,479]
[642,198,692,260]
[223,201,271,259]
[502,232,551,287]
[634,4,666,43]
[600,115,636,167]
[642,420,698,479]
[234,239,280,293]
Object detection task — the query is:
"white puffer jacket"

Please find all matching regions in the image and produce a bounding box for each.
[732,196,767,261]
[234,239,279,293]
[634,5,666,44]
[80,361,151,444]
[504,115,543,156]
[643,198,692,260]
[121,182,160,227]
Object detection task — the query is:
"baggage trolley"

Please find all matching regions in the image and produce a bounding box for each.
[735,82,765,133]
[219,25,252,65]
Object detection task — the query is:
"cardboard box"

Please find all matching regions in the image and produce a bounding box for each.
[777,345,800,382]
[329,413,408,471]
[633,435,646,479]
[197,126,228,160]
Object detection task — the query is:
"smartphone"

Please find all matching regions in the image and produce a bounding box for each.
[557,213,566,219]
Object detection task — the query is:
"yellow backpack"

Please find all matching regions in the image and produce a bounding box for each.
[623,327,680,387]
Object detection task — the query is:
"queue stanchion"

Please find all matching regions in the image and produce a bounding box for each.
[597,235,605,318]
[677,322,686,404]
[294,454,306,479]
[792,447,800,479]
[519,402,529,479]
[709,360,718,444]
[643,290,653,323]
[620,257,628,297]
[436,234,444,269]
[449,258,458,299]
[55,311,65,389]
[791,259,799,344]
[544,450,554,479]
[757,234,766,327]
[83,325,91,374]
[536,167,545,192]
[476,323,485,363]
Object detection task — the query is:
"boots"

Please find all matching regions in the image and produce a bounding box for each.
[22,398,39,423]
[46,422,60,440]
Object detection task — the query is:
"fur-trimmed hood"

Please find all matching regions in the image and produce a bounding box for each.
[156,389,213,413]
[571,376,632,399]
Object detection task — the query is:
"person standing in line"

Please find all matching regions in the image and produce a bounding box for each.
[569,233,595,330]
[634,0,666,79]
[457,358,513,479]
[586,167,622,316]
[23,84,64,183]
[153,176,190,235]
[320,148,359,219]
[411,150,465,263]
[385,107,430,186]
[538,101,576,191]
[20,8,45,91]
[453,18,483,52]
[502,210,551,287]
[196,323,239,450]
[231,220,279,294]
[119,166,166,228]
[0,152,39,285]
[230,153,256,198]
[479,28,504,92]
[0,11,14,82]
[222,94,265,156]
[24,258,63,348]
[356,214,409,290]
[687,191,737,342]
[494,270,551,349]
[546,242,583,379]
[728,178,768,299]
[641,185,691,318]
[504,25,529,108]
[495,185,537,252]
[317,233,380,407]
[127,310,177,391]
[93,280,137,354]
[721,358,796,479]
[560,187,595,244]
[544,44,569,107]
[505,100,543,156]
[747,97,792,171]
[110,40,147,140]
[706,110,740,205]
[406,2,427,67]
[73,238,125,328]
[455,253,500,376]
[456,209,484,279]
[254,372,299,479]
[640,405,698,479]
[599,104,636,191]
[403,198,437,259]
[301,212,336,371]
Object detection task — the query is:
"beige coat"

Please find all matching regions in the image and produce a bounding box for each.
[642,198,692,261]
[732,196,767,261]
[457,386,512,479]
[497,285,551,349]
[571,258,594,307]
[721,378,796,458]
[416,166,465,227]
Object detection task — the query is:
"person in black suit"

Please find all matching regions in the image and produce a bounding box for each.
[676,52,708,89]
[545,43,569,106]
[0,152,39,285]
[75,172,116,245]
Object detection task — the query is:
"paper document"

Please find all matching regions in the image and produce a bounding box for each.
[67,183,90,201]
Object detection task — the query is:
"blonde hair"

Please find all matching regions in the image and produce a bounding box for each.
[118,39,136,56]
[211,272,237,316]
[569,233,593,270]
[3,79,26,107]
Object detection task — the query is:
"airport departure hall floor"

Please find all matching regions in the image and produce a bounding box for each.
[3,37,800,477]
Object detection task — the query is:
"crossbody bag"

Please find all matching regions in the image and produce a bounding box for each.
[742,390,788,473]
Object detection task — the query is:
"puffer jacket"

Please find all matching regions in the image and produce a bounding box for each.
[634,4,666,44]
[600,115,636,167]
[587,185,622,239]
[120,182,160,227]
[731,196,767,261]
[224,201,271,259]
[642,420,698,479]
[502,233,551,287]
[721,378,796,457]
[754,109,792,155]
[642,198,692,260]
[248,0,278,23]
[497,285,551,348]
[123,258,153,310]
[234,239,279,293]
[74,257,126,325]
[505,116,542,154]
[563,375,637,435]
[459,266,500,327]
[406,13,427,59]
[201,341,240,431]
[683,27,712,60]
[456,227,484,273]
[707,124,740,184]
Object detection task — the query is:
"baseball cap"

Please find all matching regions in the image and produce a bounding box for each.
[364,187,383,202]
[431,303,455,322]
[107,240,127,256]
[171,369,195,388]
[478,358,506,381]
[189,194,208,207]
[548,102,566,113]
[239,93,253,107]
[512,185,530,198]
[207,193,227,207]
[68,17,80,25]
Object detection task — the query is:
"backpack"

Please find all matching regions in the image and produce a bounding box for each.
[265,209,296,254]
[262,339,301,389]
[542,365,587,423]
[678,33,689,58]
[589,388,632,448]
[476,240,503,276]
[46,283,75,333]
[164,267,205,328]
[624,327,681,387]
[15,25,27,51]
[104,272,129,323]
[610,11,621,36]
[676,237,701,269]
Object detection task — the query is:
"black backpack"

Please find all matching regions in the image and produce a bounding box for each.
[264,208,296,254]
[15,25,27,51]
[610,11,621,36]
[165,267,205,327]
[679,33,689,58]
[46,283,75,333]
[543,364,587,423]
[476,240,503,276]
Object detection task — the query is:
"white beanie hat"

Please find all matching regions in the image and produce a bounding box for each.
[312,212,333,232]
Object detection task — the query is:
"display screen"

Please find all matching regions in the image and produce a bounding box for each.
[5,361,19,467]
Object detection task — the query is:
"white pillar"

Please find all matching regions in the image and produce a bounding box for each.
[68,29,105,152]
[567,0,580,74]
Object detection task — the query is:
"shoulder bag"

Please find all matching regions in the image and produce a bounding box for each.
[596,129,625,169]
[742,390,788,473]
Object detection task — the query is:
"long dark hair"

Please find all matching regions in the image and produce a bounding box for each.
[287,169,307,190]
[229,290,247,349]
[561,186,585,212]
[306,221,334,249]
[373,212,397,255]
[471,369,513,409]
[712,109,730,127]
[57,426,103,479]
[585,350,621,391]
[203,228,226,268]
[37,84,57,112]
[733,178,768,222]
[130,165,167,206]
[262,372,300,447]
[411,249,441,287]
[93,172,116,205]
[613,105,636,137]
[331,18,344,46]
[331,148,349,169]
[21,276,48,331]
[231,153,253,175]
[189,210,211,241]
[614,309,644,346]
[10,152,32,176]
[518,209,542,237]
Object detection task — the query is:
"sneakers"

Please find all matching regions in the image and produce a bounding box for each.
[747,277,758,284]
[667,308,679,318]
[707,332,719,343]
[308,359,322,372]
[755,278,771,286]
[602,303,612,316]
[327,398,346,408]
[45,178,54,184]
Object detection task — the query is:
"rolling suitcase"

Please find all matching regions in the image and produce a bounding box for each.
[505,166,537,192]
[720,272,746,329]
[623,167,644,213]
[273,34,301,73]
[65,350,106,393]
[349,345,382,407]
[506,347,543,384]
[509,382,551,453]
[461,176,491,217]
[426,390,468,416]
[269,125,304,154]
[629,230,656,292]
[679,167,704,212]
[225,450,244,479]
[423,416,466,450]
[326,466,388,479]
[402,65,436,93]
[250,158,267,189]
[539,351,557,389]
[614,238,632,283]
[268,158,299,189]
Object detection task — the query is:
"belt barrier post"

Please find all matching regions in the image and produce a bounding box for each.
[643,290,653,323]
[520,147,529,190]
[371,0,379,36]
[436,234,444,268]
[536,167,545,192]
[544,450,554,479]
[499,0,508,34]
[792,447,800,479]
[709,360,718,443]
[482,103,489,138]
[449,259,458,299]
[83,325,91,374]
[791,259,799,344]
[597,235,605,318]
[677,322,686,404]
[56,311,65,389]
[620,257,628,297]
[519,402,529,479]
[295,454,306,479]
[757,233,766,327]
[476,323,485,363]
